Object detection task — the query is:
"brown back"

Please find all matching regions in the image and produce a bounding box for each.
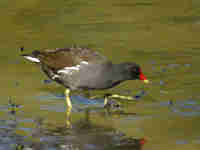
[36,47,109,70]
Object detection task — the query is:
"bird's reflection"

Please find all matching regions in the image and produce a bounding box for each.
[65,107,72,128]
[44,109,146,150]
[0,105,146,150]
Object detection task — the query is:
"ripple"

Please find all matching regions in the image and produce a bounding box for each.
[184,64,192,67]
[42,79,52,84]
[167,63,180,68]
[171,109,200,117]
[176,140,188,145]
[40,104,65,113]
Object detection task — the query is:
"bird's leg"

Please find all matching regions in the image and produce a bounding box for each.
[65,89,72,128]
[104,93,121,110]
[65,89,72,109]
[108,94,135,100]
[103,94,111,115]
[90,94,135,101]
[104,97,108,106]
[103,93,112,108]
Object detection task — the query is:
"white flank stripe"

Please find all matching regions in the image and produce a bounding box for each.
[57,65,81,74]
[24,56,40,63]
[57,61,88,75]
[65,66,80,71]
[57,69,72,74]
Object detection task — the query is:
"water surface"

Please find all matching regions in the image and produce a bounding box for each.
[1,0,200,149]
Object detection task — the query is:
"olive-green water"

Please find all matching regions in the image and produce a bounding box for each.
[1,0,200,149]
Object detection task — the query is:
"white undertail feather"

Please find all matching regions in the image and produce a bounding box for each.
[81,61,89,65]
[23,56,40,63]
[52,74,60,80]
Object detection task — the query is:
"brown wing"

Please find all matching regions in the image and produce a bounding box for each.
[36,47,109,70]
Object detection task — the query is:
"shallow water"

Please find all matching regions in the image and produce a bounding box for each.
[1,0,200,149]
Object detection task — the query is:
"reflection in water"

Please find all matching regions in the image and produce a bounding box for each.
[0,109,145,150]
[43,79,52,84]
[8,97,23,115]
[65,106,72,128]
[43,109,146,150]
[2,94,200,149]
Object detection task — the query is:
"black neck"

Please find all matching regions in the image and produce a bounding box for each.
[111,63,132,82]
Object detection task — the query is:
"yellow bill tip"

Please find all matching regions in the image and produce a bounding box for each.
[144,80,149,84]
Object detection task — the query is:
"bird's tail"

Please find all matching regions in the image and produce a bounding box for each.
[20,47,41,63]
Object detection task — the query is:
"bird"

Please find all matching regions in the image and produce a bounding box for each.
[21,46,149,112]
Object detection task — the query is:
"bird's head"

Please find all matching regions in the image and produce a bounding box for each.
[124,63,149,83]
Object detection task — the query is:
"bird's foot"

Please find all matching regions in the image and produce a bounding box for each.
[108,94,135,101]
[103,93,121,109]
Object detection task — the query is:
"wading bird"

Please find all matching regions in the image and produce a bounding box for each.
[21,46,149,125]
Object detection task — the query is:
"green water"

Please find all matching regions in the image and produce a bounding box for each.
[1,0,200,149]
